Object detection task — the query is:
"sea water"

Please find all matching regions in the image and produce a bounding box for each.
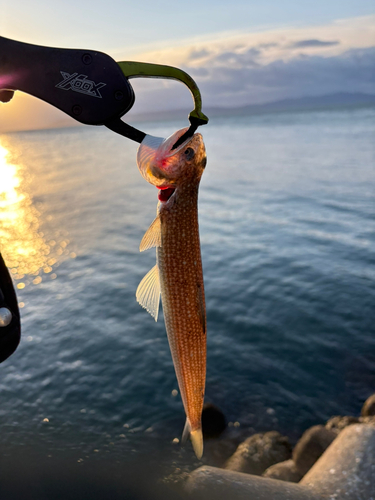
[0,107,374,496]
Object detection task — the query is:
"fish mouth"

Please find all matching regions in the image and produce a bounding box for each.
[157,186,176,203]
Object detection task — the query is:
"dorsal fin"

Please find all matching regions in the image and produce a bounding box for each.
[139,215,161,252]
[136,265,161,321]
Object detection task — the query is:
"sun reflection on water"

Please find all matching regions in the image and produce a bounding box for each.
[0,140,70,285]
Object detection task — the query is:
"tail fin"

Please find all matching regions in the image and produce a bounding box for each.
[181,419,203,459]
[190,429,203,459]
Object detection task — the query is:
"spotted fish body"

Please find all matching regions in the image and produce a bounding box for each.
[136,129,207,458]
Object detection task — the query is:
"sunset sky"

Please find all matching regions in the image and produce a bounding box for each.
[0,0,374,132]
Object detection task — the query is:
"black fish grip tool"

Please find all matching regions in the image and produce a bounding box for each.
[0,36,208,148]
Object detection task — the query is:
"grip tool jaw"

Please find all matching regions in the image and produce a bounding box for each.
[117,61,208,148]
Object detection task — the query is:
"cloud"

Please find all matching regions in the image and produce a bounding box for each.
[183,47,375,107]
[130,14,375,66]
[2,15,375,132]
[126,15,375,112]
[188,48,211,60]
[290,39,340,48]
[128,44,375,113]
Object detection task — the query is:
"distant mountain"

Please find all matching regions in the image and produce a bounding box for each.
[210,92,375,117]
[128,92,375,124]
[5,92,372,134]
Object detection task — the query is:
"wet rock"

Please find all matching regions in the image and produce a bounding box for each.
[325,415,359,433]
[202,439,238,468]
[359,415,375,426]
[202,403,227,439]
[293,425,336,476]
[224,431,292,476]
[361,394,375,416]
[263,459,303,483]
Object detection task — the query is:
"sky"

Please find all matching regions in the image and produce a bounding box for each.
[0,0,374,132]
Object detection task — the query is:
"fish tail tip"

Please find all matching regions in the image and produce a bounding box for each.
[190,429,203,459]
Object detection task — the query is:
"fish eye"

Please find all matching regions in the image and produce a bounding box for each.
[184,147,195,160]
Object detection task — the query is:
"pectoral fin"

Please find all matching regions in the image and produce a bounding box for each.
[139,215,161,252]
[136,265,160,321]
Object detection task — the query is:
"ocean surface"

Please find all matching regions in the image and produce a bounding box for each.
[0,107,374,497]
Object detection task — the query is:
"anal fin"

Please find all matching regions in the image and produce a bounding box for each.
[136,265,160,321]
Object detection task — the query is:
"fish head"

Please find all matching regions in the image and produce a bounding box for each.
[137,128,207,191]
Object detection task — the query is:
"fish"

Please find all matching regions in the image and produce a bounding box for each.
[136,128,207,459]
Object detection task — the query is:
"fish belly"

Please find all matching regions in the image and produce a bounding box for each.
[157,208,206,433]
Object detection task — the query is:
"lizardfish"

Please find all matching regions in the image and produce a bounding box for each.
[136,128,207,459]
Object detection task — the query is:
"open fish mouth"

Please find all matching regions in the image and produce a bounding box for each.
[157,186,175,203]
[137,128,194,188]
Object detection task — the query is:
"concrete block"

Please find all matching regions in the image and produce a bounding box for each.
[186,466,320,500]
[187,424,375,500]
[301,424,375,499]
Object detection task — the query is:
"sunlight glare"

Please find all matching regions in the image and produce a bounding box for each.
[0,141,61,280]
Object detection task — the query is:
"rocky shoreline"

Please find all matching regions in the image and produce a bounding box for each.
[187,394,375,499]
